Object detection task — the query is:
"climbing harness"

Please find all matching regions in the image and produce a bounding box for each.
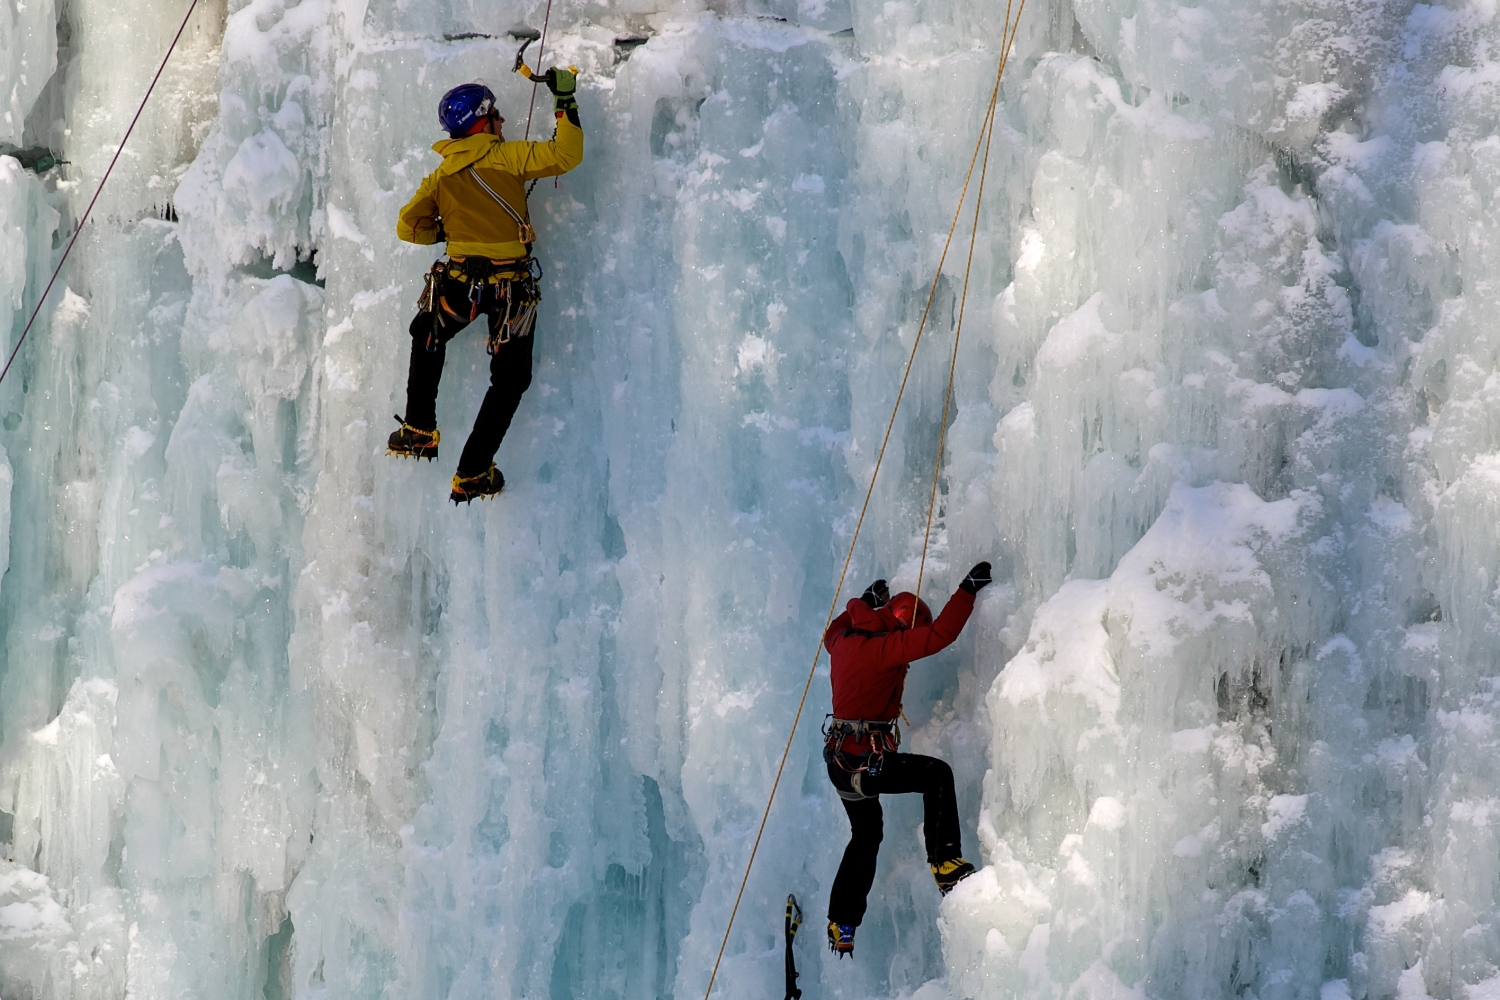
[700,0,1030,992]
[0,0,203,391]
[418,255,541,354]
[783,895,803,1000]
[823,717,901,801]
[822,716,900,758]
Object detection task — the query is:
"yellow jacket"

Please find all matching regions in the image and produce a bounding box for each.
[396,116,583,259]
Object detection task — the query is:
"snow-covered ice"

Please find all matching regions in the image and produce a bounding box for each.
[3,0,1500,997]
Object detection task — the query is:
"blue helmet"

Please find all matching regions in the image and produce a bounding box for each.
[438,83,497,137]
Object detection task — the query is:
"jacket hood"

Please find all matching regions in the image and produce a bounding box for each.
[430,134,500,175]
[844,598,902,634]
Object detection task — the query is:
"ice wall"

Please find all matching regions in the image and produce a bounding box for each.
[4,0,1500,997]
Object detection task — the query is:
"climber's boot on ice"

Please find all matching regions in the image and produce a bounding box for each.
[931,858,975,895]
[451,463,505,505]
[827,922,855,958]
[387,415,440,461]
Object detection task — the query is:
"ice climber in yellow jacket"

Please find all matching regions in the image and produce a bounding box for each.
[390,70,583,504]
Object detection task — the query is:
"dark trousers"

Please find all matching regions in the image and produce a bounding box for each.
[826,752,963,926]
[404,274,534,477]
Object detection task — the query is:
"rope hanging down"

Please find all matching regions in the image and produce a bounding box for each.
[915,26,1012,598]
[700,3,1029,995]
[0,0,204,391]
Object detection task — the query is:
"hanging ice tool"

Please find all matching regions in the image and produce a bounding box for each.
[784,894,803,1000]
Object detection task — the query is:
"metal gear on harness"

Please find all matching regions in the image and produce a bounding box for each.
[488,258,542,354]
[822,716,900,801]
[822,716,901,759]
[416,256,541,354]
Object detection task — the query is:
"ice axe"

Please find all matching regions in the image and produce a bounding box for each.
[511,26,578,81]
[783,894,803,1000]
[509,26,542,78]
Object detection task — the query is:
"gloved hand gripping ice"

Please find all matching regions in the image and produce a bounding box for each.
[959,561,992,594]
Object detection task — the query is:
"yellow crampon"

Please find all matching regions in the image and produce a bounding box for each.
[450,464,504,505]
[387,417,440,461]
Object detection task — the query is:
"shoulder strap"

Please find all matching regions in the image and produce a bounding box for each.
[466,167,535,247]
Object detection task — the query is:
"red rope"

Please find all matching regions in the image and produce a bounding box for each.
[522,0,555,140]
[0,0,203,390]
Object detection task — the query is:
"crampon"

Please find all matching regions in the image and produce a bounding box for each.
[450,464,504,505]
[387,415,440,461]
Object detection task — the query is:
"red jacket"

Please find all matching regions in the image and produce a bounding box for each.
[824,588,976,739]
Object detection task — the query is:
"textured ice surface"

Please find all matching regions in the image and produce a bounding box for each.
[4,0,1500,997]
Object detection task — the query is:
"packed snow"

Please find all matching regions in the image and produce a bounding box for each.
[3,0,1500,997]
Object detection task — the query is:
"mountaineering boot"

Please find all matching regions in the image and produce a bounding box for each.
[931,858,976,895]
[387,415,440,460]
[827,922,855,958]
[451,464,505,504]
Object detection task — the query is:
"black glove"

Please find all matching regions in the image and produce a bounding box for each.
[860,579,889,609]
[959,561,992,595]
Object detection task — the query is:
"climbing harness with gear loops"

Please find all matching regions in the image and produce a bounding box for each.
[418,255,542,353]
[822,717,900,801]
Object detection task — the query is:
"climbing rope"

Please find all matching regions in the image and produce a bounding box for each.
[0,0,203,391]
[701,3,1029,995]
[915,7,1019,598]
[522,0,556,141]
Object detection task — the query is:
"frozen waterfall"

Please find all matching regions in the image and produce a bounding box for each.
[2,0,1499,997]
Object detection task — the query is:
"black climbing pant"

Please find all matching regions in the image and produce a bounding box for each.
[825,752,963,927]
[403,271,534,477]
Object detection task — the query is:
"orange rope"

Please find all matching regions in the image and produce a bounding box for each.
[700,4,1028,994]
[915,0,1021,597]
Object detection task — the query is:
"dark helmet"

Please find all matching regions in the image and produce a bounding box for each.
[438,83,497,137]
[888,592,932,629]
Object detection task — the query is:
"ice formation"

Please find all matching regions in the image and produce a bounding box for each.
[3,0,1500,997]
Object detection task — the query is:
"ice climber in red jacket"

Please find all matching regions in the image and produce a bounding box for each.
[822,560,992,958]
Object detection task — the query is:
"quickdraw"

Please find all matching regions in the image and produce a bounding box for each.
[488,257,542,355]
